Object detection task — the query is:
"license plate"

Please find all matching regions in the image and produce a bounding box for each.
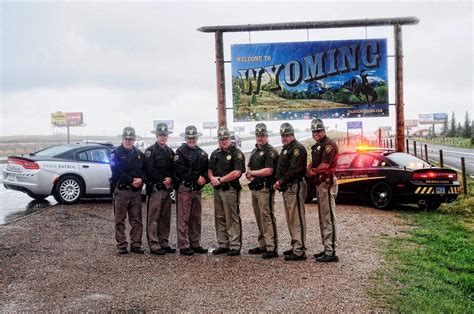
[435,186,445,194]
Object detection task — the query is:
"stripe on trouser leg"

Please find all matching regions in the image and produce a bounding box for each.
[328,184,336,255]
[237,190,242,248]
[146,194,151,251]
[269,189,278,252]
[296,182,306,251]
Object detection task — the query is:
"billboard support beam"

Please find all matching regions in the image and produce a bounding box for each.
[199,17,419,135]
[215,31,226,128]
[394,24,405,152]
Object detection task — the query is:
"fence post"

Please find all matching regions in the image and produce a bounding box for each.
[413,140,417,156]
[439,150,443,168]
[406,139,409,154]
[424,144,428,161]
[461,157,467,196]
[390,138,393,148]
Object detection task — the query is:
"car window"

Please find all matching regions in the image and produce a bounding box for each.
[35,145,76,157]
[78,149,109,163]
[336,153,357,169]
[386,152,430,169]
[355,154,376,168]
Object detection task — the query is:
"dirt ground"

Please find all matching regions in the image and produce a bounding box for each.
[0,190,406,311]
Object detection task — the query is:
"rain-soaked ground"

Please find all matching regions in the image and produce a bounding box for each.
[0,190,410,312]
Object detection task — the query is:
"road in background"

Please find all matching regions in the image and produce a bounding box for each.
[408,140,474,178]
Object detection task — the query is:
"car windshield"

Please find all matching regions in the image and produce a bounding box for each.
[386,152,431,169]
[35,145,76,157]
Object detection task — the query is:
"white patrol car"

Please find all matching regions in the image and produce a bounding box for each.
[3,143,116,204]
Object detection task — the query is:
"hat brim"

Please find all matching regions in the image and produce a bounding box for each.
[151,130,173,135]
[123,136,136,139]
[180,132,202,138]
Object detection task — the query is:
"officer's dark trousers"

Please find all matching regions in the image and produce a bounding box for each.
[113,189,143,249]
[176,184,203,249]
[146,189,172,251]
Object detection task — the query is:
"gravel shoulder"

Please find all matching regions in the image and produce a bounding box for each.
[1,191,407,311]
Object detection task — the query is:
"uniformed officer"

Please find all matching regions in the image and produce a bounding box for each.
[174,125,209,256]
[110,126,146,255]
[306,119,339,262]
[209,127,246,256]
[273,122,308,261]
[144,122,176,255]
[246,123,279,259]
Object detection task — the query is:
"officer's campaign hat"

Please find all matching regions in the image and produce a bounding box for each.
[217,127,230,140]
[152,122,173,135]
[122,126,136,140]
[254,123,269,136]
[280,122,295,136]
[180,125,202,139]
[311,118,326,131]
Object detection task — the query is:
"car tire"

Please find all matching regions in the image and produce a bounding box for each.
[426,201,441,211]
[369,182,393,210]
[53,175,83,204]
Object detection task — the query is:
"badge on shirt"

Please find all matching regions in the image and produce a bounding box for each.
[226,155,232,160]
[259,151,264,157]
[282,149,287,155]
[325,145,332,153]
[293,149,300,157]
[145,150,152,157]
[317,146,321,151]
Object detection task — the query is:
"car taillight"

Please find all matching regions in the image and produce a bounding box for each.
[411,171,457,181]
[8,157,40,170]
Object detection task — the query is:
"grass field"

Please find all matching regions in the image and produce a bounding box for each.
[415,137,474,149]
[371,181,474,312]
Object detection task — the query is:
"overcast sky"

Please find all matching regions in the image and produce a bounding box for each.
[1,0,472,138]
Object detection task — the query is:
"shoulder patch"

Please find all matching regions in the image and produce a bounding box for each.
[137,154,141,160]
[293,149,300,157]
[325,145,332,153]
[200,151,206,157]
[145,150,152,157]
[110,153,115,159]
[282,149,287,155]
[237,152,243,160]
[317,145,321,151]
[270,151,277,158]
[174,155,179,161]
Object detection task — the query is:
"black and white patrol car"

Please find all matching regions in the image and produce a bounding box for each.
[305,147,460,210]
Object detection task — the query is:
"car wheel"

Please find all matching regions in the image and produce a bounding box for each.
[426,201,441,211]
[53,175,83,204]
[170,189,176,204]
[369,182,393,210]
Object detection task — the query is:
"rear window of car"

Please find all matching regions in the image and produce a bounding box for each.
[336,153,357,168]
[386,152,430,169]
[35,145,76,157]
[78,148,110,163]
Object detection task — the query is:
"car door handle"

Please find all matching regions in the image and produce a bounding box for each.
[82,165,89,168]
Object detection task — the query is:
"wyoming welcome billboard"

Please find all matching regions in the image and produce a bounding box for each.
[231,39,389,122]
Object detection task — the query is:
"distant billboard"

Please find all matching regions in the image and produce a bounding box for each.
[51,112,83,126]
[153,120,174,130]
[418,113,447,125]
[202,122,218,129]
[347,121,363,130]
[378,126,392,131]
[405,119,419,128]
[231,39,389,122]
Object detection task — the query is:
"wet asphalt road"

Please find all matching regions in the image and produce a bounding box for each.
[407,140,474,177]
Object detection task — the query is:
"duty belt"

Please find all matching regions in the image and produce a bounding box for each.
[117,183,141,192]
